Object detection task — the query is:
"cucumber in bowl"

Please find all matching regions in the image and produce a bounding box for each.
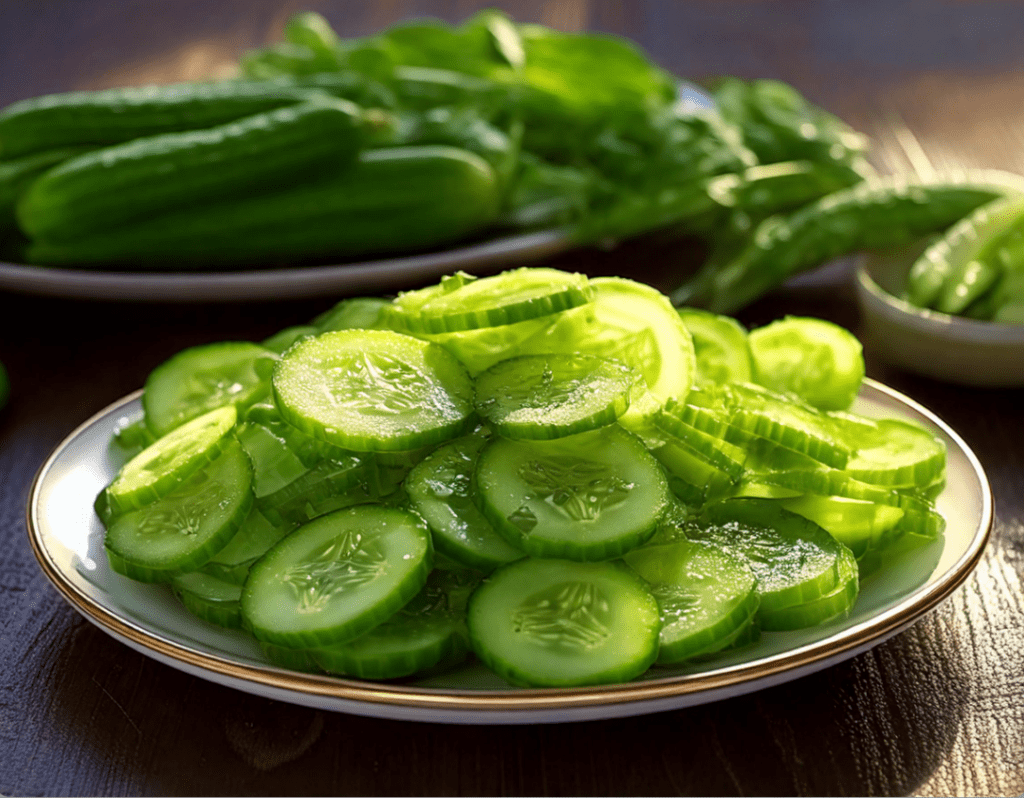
[93,266,946,689]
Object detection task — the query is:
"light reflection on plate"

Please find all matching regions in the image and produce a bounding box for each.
[27,378,990,724]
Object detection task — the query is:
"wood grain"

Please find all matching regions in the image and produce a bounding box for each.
[2,2,1023,795]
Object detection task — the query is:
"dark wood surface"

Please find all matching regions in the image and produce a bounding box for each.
[2,2,1023,795]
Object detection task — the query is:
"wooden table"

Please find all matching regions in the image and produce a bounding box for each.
[2,2,1022,795]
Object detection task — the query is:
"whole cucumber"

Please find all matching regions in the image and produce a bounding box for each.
[0,146,90,236]
[17,97,369,243]
[0,79,326,159]
[26,145,501,269]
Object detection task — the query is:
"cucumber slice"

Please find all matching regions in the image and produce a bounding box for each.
[758,466,902,506]
[691,498,849,614]
[385,268,594,334]
[748,316,865,411]
[653,408,746,481]
[652,440,737,506]
[466,558,661,687]
[624,538,759,664]
[104,439,254,582]
[677,307,753,384]
[405,433,524,572]
[143,341,276,436]
[476,425,671,561]
[724,383,852,469]
[779,494,905,558]
[272,329,475,452]
[171,569,244,629]
[240,505,433,648]
[234,420,309,498]
[255,453,378,526]
[313,296,390,333]
[835,417,947,488]
[312,568,479,680]
[104,405,237,516]
[760,546,859,631]
[260,642,323,673]
[474,353,634,439]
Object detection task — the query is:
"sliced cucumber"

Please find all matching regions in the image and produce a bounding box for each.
[171,569,245,629]
[143,341,275,437]
[835,416,947,488]
[475,425,670,561]
[748,316,864,411]
[404,432,524,572]
[779,494,905,558]
[272,329,475,452]
[624,538,759,664]
[760,546,859,631]
[203,506,294,586]
[385,268,594,334]
[691,498,849,615]
[474,353,634,439]
[104,439,253,582]
[241,505,433,648]
[104,405,237,517]
[467,558,661,687]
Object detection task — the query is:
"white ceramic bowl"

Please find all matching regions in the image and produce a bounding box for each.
[854,248,1024,387]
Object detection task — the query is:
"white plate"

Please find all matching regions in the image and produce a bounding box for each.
[0,230,571,303]
[27,378,991,724]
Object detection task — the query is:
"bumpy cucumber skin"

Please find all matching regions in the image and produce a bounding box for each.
[18,98,368,243]
[27,145,502,268]
[0,79,323,159]
[0,146,90,235]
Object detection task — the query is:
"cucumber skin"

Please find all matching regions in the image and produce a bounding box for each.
[26,145,502,269]
[18,98,368,243]
[0,79,324,159]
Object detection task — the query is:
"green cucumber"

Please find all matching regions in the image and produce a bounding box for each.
[18,97,368,243]
[240,505,433,648]
[466,558,661,688]
[272,329,475,453]
[104,439,254,582]
[27,145,501,268]
[0,79,323,159]
[171,569,245,629]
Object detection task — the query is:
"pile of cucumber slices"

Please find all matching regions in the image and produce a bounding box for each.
[95,267,946,687]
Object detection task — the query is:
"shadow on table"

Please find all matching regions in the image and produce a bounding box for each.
[30,611,969,797]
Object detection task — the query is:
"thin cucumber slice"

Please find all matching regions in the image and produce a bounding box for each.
[677,307,753,384]
[760,546,858,631]
[104,439,254,582]
[272,329,475,452]
[758,466,902,506]
[466,558,661,687]
[234,420,310,498]
[255,454,377,527]
[312,569,479,680]
[474,353,634,439]
[313,296,390,333]
[240,505,433,648]
[652,440,737,506]
[691,498,848,614]
[834,416,947,488]
[779,494,905,558]
[748,316,865,412]
[405,433,524,572]
[171,569,244,629]
[385,268,594,334]
[724,383,852,469]
[104,405,237,516]
[260,642,323,673]
[143,341,276,437]
[203,506,294,586]
[624,538,759,664]
[476,425,671,561]
[653,409,746,481]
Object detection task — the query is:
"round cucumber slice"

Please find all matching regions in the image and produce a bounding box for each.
[836,417,947,488]
[624,538,759,664]
[476,425,671,561]
[143,341,276,436]
[467,558,661,687]
[748,316,864,412]
[474,353,634,439]
[104,405,238,516]
[405,433,524,572]
[240,505,433,648]
[677,307,753,384]
[104,439,254,582]
[691,498,849,614]
[272,329,475,452]
[779,494,905,558]
[385,268,594,334]
[760,546,859,631]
